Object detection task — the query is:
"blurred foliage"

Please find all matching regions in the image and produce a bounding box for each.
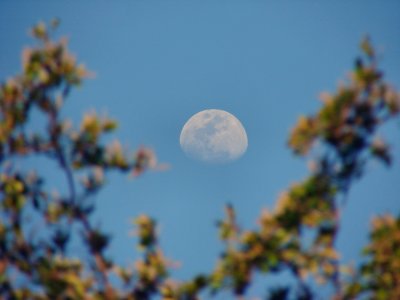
[0,22,399,299]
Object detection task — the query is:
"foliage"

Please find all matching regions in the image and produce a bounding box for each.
[0,22,399,299]
[343,214,400,299]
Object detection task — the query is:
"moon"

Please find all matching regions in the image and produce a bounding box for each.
[179,109,248,163]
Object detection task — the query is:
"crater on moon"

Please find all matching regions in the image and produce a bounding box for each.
[179,109,248,164]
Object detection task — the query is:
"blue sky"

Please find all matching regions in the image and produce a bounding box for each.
[1,0,400,297]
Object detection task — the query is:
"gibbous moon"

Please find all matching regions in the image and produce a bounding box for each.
[180,109,248,163]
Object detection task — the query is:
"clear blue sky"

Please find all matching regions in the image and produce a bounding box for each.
[1,1,400,297]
